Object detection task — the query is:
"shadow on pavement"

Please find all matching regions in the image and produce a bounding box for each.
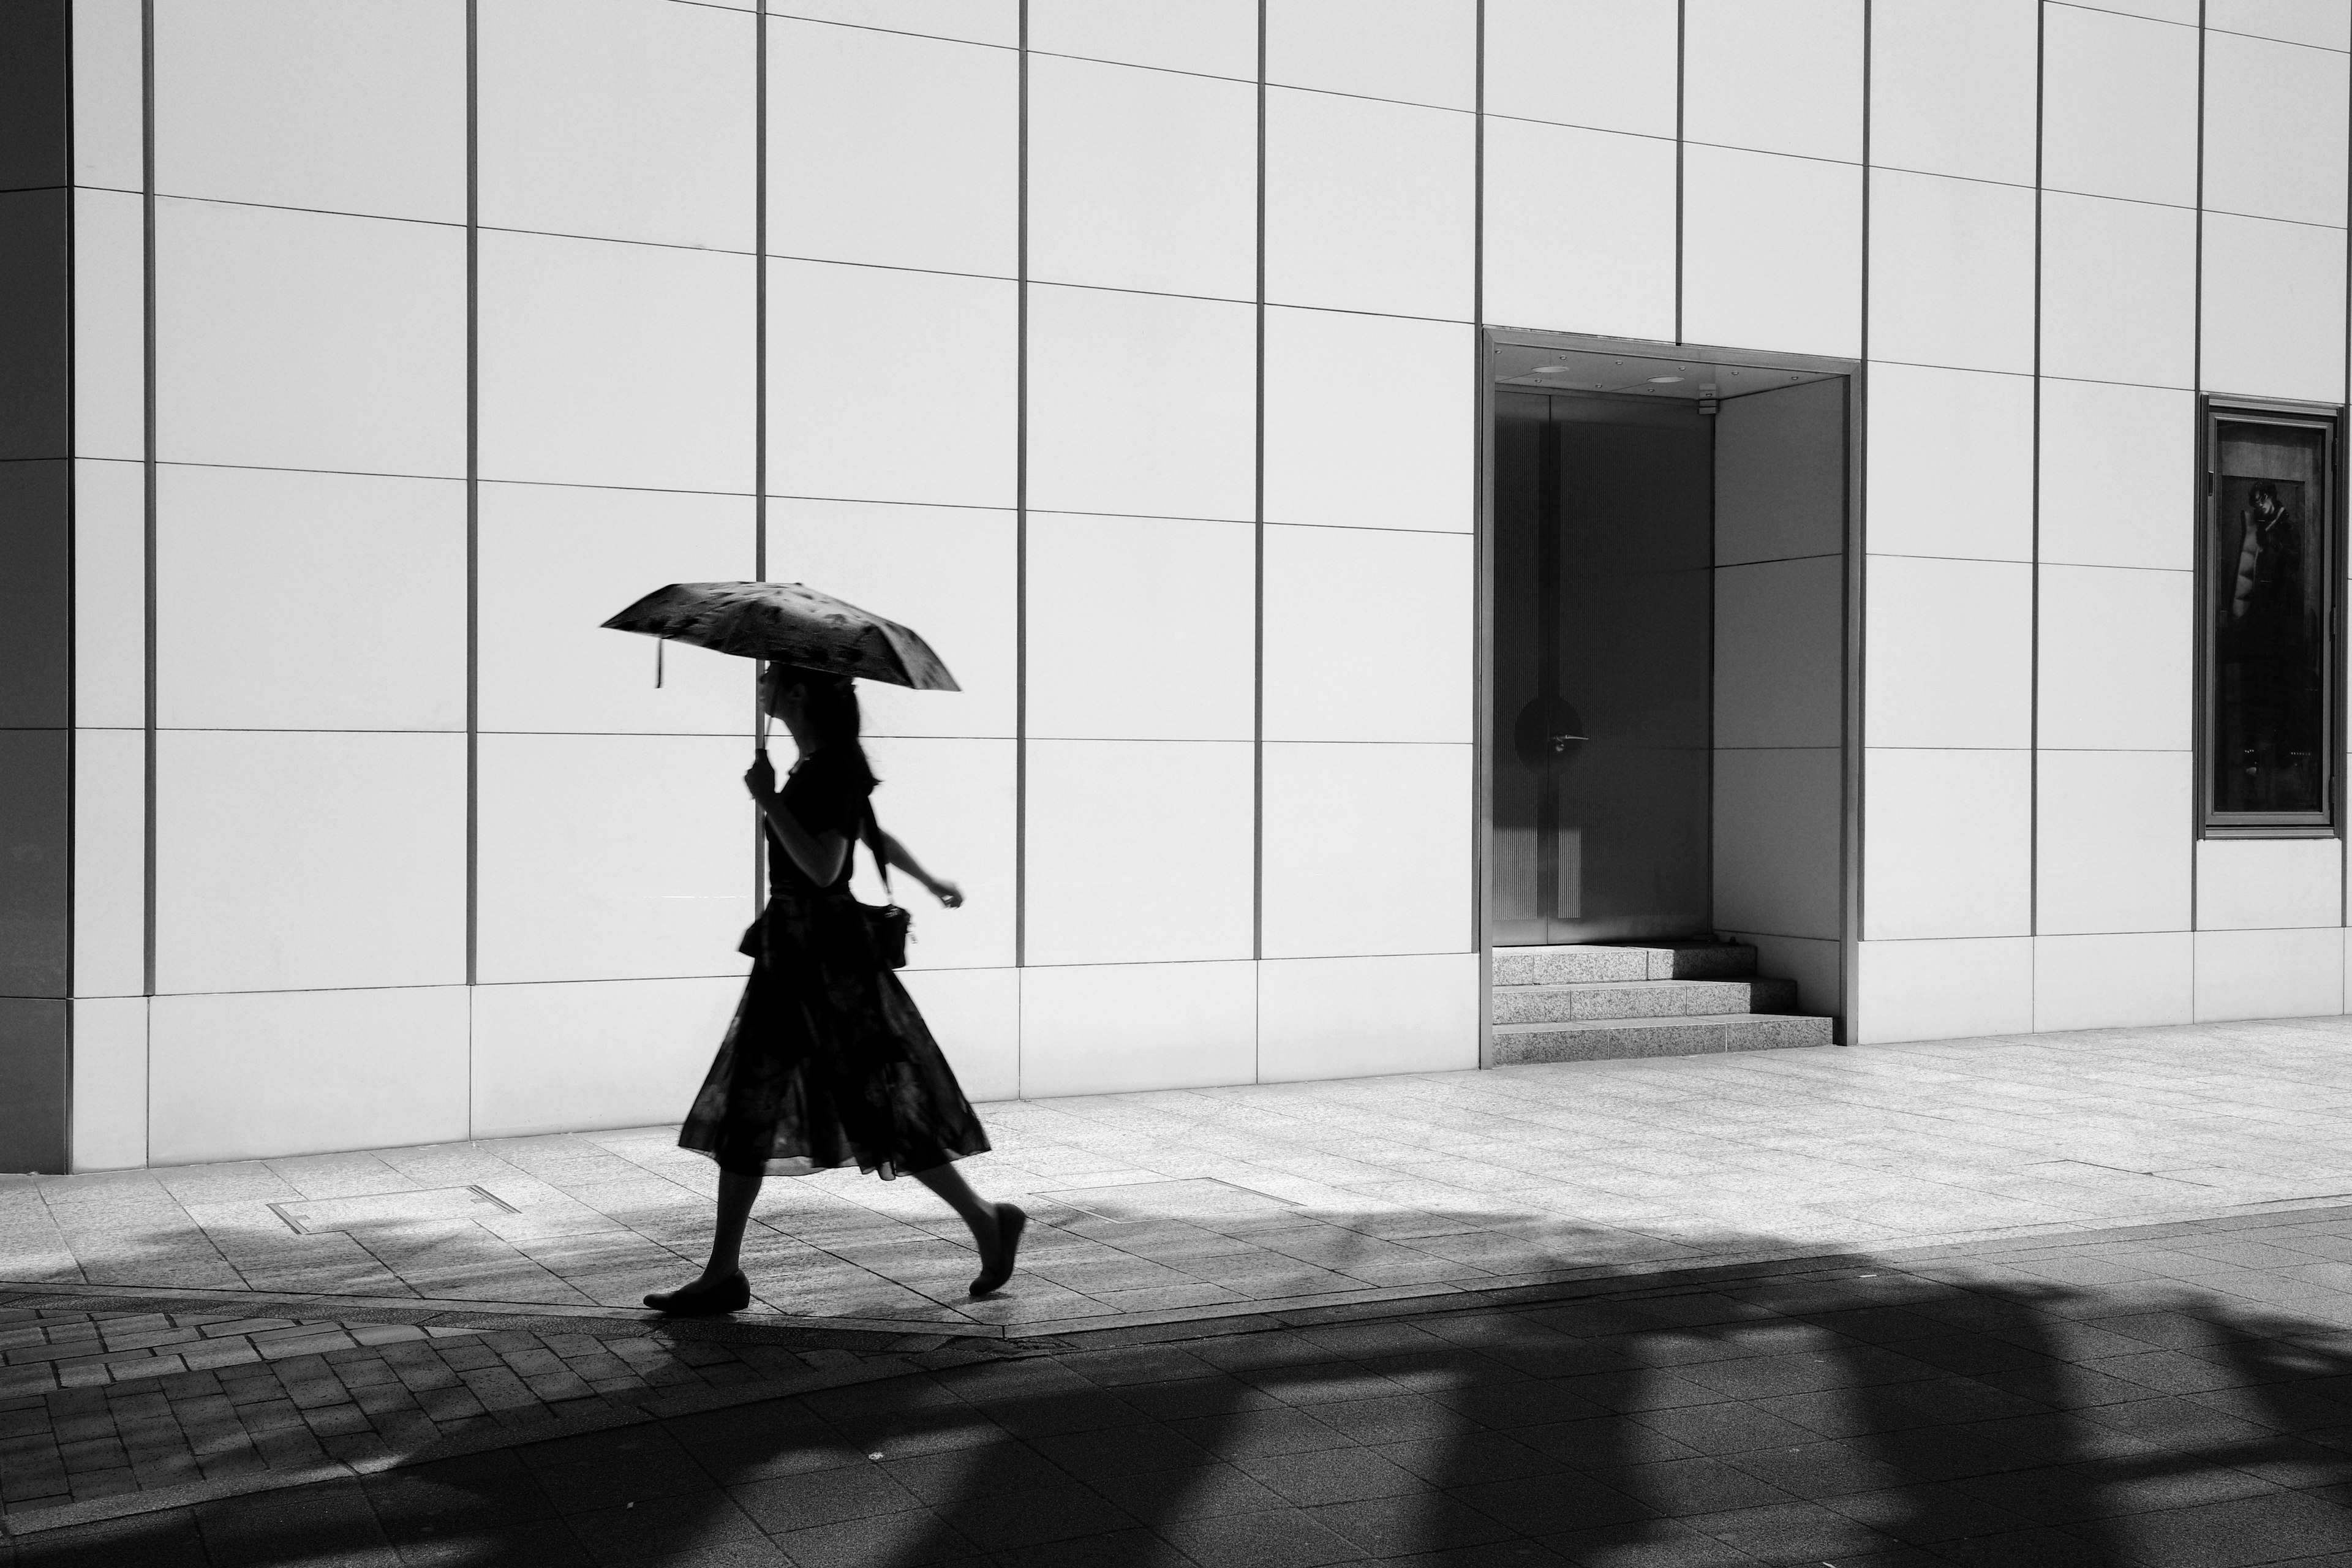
[13,1209,2352,1567]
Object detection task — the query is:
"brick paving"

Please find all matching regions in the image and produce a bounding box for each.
[13,1200,2352,1564]
[10,1022,2352,1341]
[0,1298,1005,1531]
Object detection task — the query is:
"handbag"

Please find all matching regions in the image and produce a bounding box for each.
[856,807,912,970]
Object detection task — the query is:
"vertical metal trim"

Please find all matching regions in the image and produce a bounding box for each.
[1012,0,1029,984]
[2029,0,2044,978]
[463,0,479,1011]
[2191,0,2206,942]
[753,3,768,909]
[1842,0,1873,1044]
[1673,0,1686,345]
[140,0,156,1007]
[63,0,81,1170]
[1472,0,1492,1065]
[1250,0,1267,1082]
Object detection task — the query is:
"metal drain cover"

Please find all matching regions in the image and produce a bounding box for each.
[271,1185,519,1235]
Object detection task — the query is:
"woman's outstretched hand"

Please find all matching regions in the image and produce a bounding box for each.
[744,751,777,801]
[925,878,965,910]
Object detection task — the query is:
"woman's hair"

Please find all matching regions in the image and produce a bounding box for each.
[769,664,862,742]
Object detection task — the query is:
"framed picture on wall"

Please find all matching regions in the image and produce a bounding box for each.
[2200,401,2341,834]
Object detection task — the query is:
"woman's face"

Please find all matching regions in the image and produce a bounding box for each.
[761,668,802,722]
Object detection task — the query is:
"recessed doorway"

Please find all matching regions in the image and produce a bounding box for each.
[1484,337,1856,1022]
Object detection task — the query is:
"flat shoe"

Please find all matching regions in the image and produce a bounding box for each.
[969,1204,1027,1297]
[644,1271,750,1316]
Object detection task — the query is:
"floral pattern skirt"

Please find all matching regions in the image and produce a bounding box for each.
[677,889,990,1178]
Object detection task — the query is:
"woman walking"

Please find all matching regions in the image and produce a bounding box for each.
[647,663,1022,1316]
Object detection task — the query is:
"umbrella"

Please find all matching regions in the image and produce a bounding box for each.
[601,581,960,692]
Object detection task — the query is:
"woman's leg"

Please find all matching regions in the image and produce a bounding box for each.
[701,1167,764,1281]
[911,1161,997,1246]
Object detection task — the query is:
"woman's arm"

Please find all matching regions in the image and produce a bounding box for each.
[745,754,850,885]
[879,831,963,908]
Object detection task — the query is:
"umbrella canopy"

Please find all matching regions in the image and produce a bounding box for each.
[601,581,960,691]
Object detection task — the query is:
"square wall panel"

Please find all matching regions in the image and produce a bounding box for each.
[1019,960,1256,1098]
[1262,526,1473,744]
[2204,31,2350,227]
[1683,147,1863,359]
[1264,89,1476,321]
[1029,0,1258,79]
[477,483,755,737]
[1261,742,1472,960]
[74,188,143,461]
[767,1,1016,48]
[2040,4,2199,208]
[2209,0,2351,49]
[2195,927,2343,1022]
[1482,0,1678,138]
[1258,954,1479,1082]
[854,737,1017,973]
[1262,310,1475,534]
[1684,0,1865,164]
[155,200,465,477]
[73,728,145,1000]
[156,466,466,732]
[478,0,755,252]
[2035,750,2192,935]
[2038,380,2196,571]
[74,459,145,729]
[1027,55,1256,300]
[1026,285,1256,522]
[1863,556,2032,750]
[1480,121,1676,341]
[155,731,467,994]
[74,0,145,191]
[767,261,1016,510]
[897,967,1019,1104]
[153,0,466,222]
[1853,937,2034,1044]
[767,20,1017,277]
[2201,214,2350,405]
[2037,567,2192,751]
[2032,933,2194,1032]
[1265,0,1476,110]
[2040,194,2197,390]
[1868,0,2037,186]
[2197,838,2343,930]
[149,987,469,1165]
[1866,171,2035,375]
[766,500,1016,741]
[470,976,742,1139]
[1714,557,1842,750]
[1025,513,1256,743]
[1023,741,1254,966]
[70,996,147,1171]
[1863,364,2033,562]
[1713,747,1841,942]
[478,230,755,494]
[476,734,756,984]
[1863,748,2032,940]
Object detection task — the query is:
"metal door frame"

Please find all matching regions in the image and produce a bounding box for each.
[1474,328,1866,1063]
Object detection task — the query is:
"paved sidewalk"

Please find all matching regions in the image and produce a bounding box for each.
[15,1200,2352,1565]
[9,1020,2352,1340]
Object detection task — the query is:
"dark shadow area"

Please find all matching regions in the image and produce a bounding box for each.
[13,1210,2352,1568]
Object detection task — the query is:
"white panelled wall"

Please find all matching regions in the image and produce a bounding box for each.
[43,0,2352,1168]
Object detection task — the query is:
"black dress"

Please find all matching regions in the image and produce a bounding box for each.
[677,745,991,1178]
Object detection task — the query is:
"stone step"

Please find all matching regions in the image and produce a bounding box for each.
[1492,941,1757,986]
[1491,976,1798,1025]
[1493,1012,1833,1065]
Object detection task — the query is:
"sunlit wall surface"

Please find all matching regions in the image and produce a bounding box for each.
[2,0,2347,1170]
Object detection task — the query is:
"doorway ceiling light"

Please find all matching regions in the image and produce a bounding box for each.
[1532,364,1574,374]
[1646,375,1684,384]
